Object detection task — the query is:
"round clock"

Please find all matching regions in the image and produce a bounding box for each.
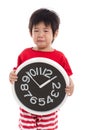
[12,57,69,115]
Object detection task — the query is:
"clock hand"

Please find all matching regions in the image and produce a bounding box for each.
[26,72,40,87]
[39,76,57,88]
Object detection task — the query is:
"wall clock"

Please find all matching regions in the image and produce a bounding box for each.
[12,57,69,115]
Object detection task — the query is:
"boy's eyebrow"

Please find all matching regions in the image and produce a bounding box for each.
[33,26,50,29]
[33,27,38,29]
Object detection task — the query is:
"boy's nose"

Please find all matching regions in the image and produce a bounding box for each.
[38,31,44,36]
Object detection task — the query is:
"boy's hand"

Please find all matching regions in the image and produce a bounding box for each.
[9,70,18,84]
[65,77,74,96]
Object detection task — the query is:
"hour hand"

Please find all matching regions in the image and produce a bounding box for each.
[39,76,57,88]
[26,72,40,87]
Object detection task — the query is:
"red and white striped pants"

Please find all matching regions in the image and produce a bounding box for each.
[19,108,58,130]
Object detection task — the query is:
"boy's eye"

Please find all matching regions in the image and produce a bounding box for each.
[44,30,49,32]
[33,29,49,33]
[34,29,39,32]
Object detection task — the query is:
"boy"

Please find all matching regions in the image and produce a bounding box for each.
[9,8,74,130]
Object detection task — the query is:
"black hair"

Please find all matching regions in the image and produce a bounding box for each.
[29,8,60,36]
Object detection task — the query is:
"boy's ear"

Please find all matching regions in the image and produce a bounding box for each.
[29,30,32,36]
[54,30,59,39]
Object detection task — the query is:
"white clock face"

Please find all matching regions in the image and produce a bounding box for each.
[12,58,69,115]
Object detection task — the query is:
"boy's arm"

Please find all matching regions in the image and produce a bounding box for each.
[65,77,74,96]
[9,70,18,84]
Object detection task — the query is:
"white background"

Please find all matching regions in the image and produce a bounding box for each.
[0,0,86,130]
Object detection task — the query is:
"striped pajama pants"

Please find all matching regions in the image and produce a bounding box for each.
[19,108,58,130]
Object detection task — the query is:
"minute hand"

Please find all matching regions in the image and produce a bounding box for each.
[39,76,57,88]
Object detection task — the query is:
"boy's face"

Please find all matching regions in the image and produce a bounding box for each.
[31,22,57,50]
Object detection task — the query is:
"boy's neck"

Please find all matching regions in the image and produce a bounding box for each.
[32,47,54,52]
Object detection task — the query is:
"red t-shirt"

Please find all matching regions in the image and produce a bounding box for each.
[14,47,73,76]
